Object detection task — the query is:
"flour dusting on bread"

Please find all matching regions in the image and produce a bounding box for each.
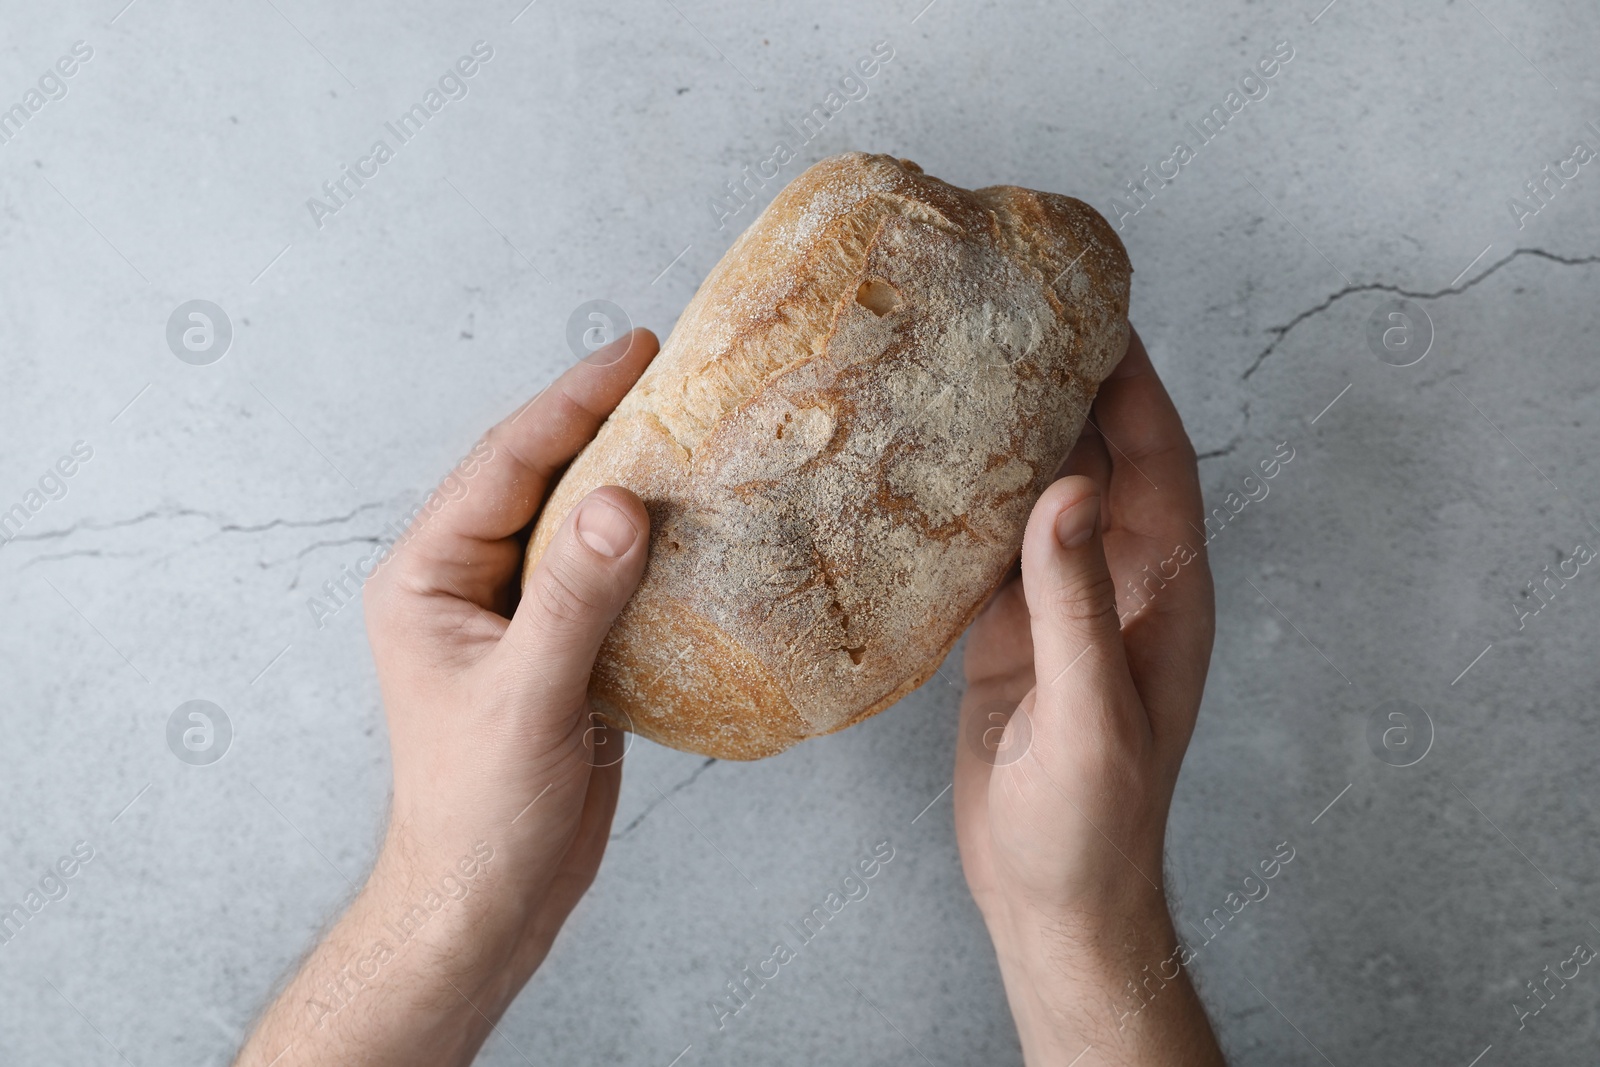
[526,153,1131,759]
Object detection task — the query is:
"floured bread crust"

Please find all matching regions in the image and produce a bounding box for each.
[525,152,1131,760]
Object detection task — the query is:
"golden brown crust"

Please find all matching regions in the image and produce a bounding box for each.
[525,152,1131,759]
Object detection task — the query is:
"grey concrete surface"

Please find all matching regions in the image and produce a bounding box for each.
[1,0,1598,1063]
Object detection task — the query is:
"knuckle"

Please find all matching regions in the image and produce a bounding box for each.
[1166,437,1199,472]
[1039,570,1121,628]
[481,421,510,456]
[1052,713,1154,788]
[529,558,606,625]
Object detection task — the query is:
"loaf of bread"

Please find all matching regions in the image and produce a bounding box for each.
[525,152,1131,759]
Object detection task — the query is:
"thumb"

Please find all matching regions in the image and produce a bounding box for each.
[1020,476,1143,745]
[500,486,649,718]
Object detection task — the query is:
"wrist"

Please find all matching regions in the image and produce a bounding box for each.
[988,892,1178,1007]
[237,828,546,1066]
[363,830,541,996]
[985,891,1201,1065]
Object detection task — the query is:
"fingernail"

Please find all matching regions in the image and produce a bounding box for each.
[1054,495,1099,549]
[576,497,638,558]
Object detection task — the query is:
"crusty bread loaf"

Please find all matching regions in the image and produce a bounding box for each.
[525,152,1131,760]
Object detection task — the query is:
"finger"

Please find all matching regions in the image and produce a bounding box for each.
[573,723,625,852]
[1091,327,1214,745]
[1020,476,1145,751]
[966,579,1033,691]
[956,685,1036,785]
[539,723,626,918]
[387,329,659,607]
[1058,415,1111,496]
[1092,328,1205,545]
[953,691,998,819]
[494,486,650,721]
[989,419,1110,596]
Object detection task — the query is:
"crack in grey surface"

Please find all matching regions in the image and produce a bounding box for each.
[274,534,385,566]
[1239,247,1600,381]
[1197,437,1243,462]
[20,547,153,567]
[610,757,719,841]
[4,500,394,545]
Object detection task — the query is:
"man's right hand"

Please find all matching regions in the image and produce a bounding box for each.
[955,327,1225,1065]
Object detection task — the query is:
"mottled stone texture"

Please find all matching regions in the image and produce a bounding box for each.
[1,1,1597,1064]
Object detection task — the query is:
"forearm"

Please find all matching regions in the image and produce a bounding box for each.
[988,895,1225,1067]
[236,842,539,1067]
